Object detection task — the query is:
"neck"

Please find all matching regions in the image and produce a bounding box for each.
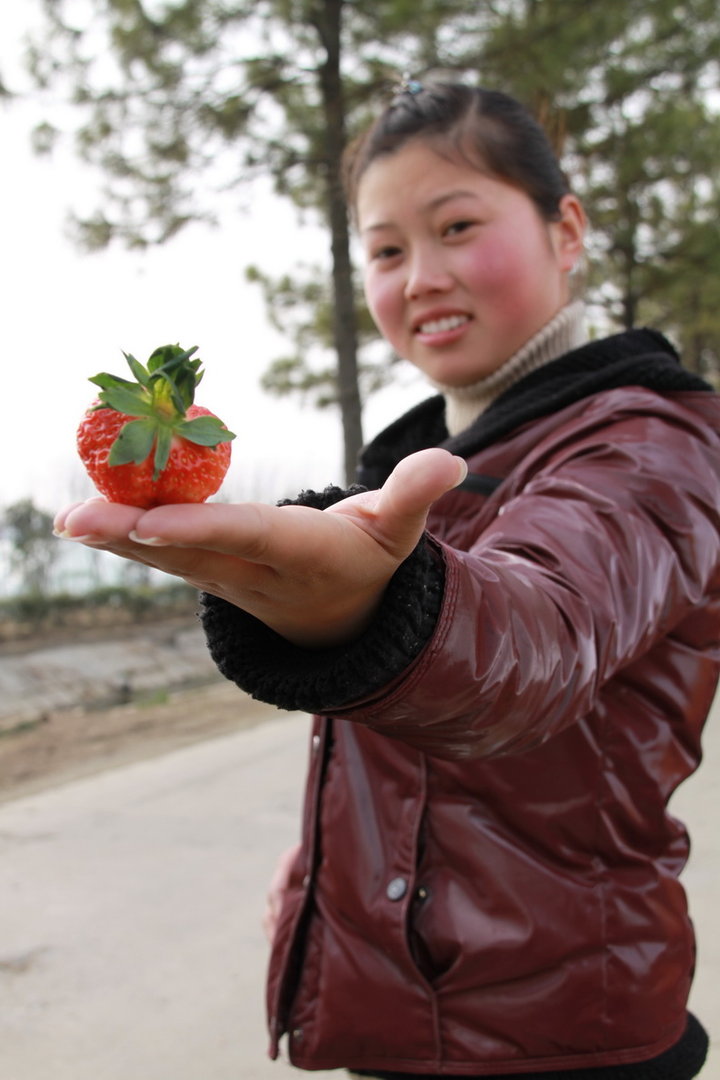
[435,300,587,436]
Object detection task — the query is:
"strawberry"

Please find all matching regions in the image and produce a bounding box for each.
[77,344,235,508]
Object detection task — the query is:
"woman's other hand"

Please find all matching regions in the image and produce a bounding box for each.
[263,843,302,945]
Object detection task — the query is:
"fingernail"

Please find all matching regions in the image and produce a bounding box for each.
[454,457,469,485]
[129,531,169,547]
[53,529,102,544]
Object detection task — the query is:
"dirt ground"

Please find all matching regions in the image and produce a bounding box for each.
[0,673,278,806]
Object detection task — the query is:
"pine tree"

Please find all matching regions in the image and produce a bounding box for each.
[459,0,720,374]
[24,0,720,475]
[25,0,480,481]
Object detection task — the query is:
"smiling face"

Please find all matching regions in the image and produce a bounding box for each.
[357,139,586,387]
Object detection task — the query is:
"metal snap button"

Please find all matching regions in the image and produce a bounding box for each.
[386,876,408,901]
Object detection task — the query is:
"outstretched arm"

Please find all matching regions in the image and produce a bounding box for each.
[54,448,467,649]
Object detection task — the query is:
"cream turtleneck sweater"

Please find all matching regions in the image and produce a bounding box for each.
[433,300,587,437]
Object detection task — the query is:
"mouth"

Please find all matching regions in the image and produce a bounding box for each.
[415,314,471,336]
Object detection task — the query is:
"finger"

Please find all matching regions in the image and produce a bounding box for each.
[130,500,351,572]
[53,501,87,535]
[129,501,271,556]
[53,497,113,538]
[352,448,467,559]
[55,500,261,573]
[53,499,216,582]
[380,449,468,516]
[55,499,144,542]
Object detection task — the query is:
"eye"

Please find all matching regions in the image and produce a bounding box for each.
[370,244,402,262]
[444,219,475,238]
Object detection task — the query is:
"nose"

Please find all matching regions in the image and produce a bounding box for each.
[403,246,453,300]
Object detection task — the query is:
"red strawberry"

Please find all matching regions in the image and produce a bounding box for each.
[77,344,235,508]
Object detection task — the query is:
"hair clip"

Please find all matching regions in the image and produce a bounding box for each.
[396,73,423,96]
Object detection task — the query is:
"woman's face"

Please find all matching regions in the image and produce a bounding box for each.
[357,139,585,387]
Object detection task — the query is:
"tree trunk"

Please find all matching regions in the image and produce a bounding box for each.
[313,0,364,484]
[621,271,636,329]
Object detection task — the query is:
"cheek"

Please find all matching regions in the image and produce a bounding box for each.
[365,274,401,340]
[463,232,549,315]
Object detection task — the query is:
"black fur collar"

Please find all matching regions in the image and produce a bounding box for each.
[358,329,713,489]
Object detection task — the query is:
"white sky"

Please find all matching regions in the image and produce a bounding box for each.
[0,5,426,515]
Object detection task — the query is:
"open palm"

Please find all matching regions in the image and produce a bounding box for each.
[55,448,466,648]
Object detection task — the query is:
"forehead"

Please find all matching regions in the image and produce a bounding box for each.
[356,139,500,230]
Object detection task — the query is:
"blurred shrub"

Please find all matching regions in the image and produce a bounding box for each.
[0,582,199,644]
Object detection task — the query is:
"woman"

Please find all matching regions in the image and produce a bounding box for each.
[56,80,720,1077]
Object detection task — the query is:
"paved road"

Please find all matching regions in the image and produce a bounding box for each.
[0,710,335,1080]
[1,700,719,1079]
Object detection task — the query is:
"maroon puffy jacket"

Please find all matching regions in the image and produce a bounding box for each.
[202,332,720,1075]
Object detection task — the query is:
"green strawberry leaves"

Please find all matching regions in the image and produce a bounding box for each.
[89,345,235,481]
[108,419,157,466]
[175,415,233,445]
[106,413,177,481]
[153,426,175,477]
[89,377,157,418]
[124,351,153,387]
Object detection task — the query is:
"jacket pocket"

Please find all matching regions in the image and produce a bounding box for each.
[406,884,454,985]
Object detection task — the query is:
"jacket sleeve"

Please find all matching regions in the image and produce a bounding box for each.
[199,484,445,713]
[330,395,720,758]
[200,394,720,759]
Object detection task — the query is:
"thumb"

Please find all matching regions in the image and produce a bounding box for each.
[373,448,468,558]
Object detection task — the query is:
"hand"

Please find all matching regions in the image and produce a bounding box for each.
[54,448,467,648]
[263,842,302,945]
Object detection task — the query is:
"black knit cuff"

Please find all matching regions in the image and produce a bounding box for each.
[199,484,445,714]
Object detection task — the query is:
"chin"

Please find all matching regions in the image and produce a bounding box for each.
[423,360,504,389]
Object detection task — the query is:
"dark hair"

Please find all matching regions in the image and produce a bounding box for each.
[343,81,571,223]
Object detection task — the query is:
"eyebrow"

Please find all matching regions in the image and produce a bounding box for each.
[360,188,481,234]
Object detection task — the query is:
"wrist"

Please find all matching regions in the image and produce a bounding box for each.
[265,586,386,649]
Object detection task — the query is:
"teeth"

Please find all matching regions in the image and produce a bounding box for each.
[418,315,468,334]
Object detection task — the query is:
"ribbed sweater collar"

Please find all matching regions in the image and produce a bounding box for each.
[357,326,711,491]
[435,300,587,436]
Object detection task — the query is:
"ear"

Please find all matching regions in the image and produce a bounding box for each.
[552,194,586,273]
